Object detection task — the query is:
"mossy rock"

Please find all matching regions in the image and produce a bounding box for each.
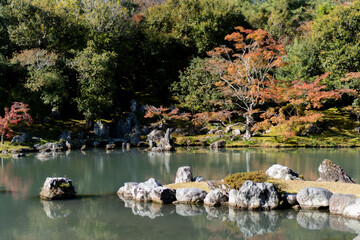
[223,171,268,190]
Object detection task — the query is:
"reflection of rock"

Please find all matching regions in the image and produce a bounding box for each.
[41,200,71,219]
[236,211,279,238]
[329,194,356,215]
[175,166,193,183]
[266,164,302,180]
[176,188,207,203]
[296,187,332,209]
[237,181,279,210]
[204,205,228,221]
[329,214,360,234]
[318,159,355,183]
[40,177,76,200]
[176,204,204,216]
[119,195,164,219]
[296,210,329,230]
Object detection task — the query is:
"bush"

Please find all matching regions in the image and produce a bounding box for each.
[223,171,268,190]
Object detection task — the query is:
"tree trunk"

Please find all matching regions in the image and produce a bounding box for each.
[86,118,94,129]
[1,134,3,145]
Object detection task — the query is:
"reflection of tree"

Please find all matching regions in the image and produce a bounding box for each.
[0,162,33,200]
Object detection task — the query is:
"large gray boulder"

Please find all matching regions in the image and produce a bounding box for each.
[203,189,228,206]
[175,188,207,203]
[147,130,165,143]
[40,177,76,200]
[132,178,162,202]
[318,159,355,183]
[11,133,30,144]
[151,128,174,152]
[175,166,193,183]
[266,164,302,180]
[296,187,333,209]
[149,187,176,204]
[117,182,138,198]
[236,181,279,210]
[329,194,356,215]
[343,198,360,219]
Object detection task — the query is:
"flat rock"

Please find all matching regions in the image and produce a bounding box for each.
[296,187,333,209]
[236,181,279,210]
[203,189,228,206]
[318,159,355,183]
[266,164,302,180]
[329,194,356,215]
[175,166,193,183]
[175,188,207,203]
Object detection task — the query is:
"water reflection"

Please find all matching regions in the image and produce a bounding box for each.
[41,200,71,219]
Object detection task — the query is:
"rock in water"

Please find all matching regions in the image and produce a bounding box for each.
[318,159,355,183]
[149,187,176,204]
[40,177,76,200]
[176,188,207,203]
[343,198,360,219]
[204,189,228,206]
[175,166,193,183]
[151,128,174,152]
[236,181,279,210]
[329,194,356,215]
[296,187,333,209]
[266,164,302,180]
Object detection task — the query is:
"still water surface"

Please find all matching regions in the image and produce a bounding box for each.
[1,148,360,239]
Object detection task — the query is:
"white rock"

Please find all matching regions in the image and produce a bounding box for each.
[296,187,333,209]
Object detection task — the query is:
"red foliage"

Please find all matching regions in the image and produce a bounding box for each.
[144,105,190,125]
[0,102,33,139]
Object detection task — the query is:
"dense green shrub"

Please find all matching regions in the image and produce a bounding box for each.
[223,171,268,190]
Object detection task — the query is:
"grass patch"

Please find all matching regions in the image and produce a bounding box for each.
[164,182,210,193]
[271,179,360,197]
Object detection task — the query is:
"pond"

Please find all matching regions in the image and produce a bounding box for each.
[1,148,360,239]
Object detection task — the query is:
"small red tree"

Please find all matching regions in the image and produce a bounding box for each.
[0,102,33,145]
[206,26,286,139]
[144,105,191,128]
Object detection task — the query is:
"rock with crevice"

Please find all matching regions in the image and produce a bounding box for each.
[40,177,76,200]
[317,159,355,183]
[236,181,279,210]
[149,187,176,204]
[296,187,333,209]
[150,128,174,152]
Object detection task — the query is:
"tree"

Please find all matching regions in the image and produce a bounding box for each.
[144,105,190,129]
[71,41,117,125]
[0,102,32,144]
[207,26,287,139]
[171,57,227,113]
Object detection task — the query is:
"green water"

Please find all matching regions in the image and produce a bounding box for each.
[1,148,360,239]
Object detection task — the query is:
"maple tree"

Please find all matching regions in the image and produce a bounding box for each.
[206,26,286,139]
[0,102,33,144]
[144,105,191,129]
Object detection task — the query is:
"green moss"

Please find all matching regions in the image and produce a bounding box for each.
[223,171,268,190]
